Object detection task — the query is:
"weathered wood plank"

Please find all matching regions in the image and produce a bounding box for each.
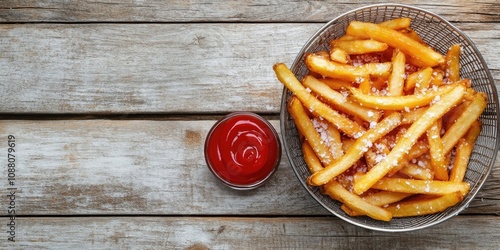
[2,216,500,249]
[0,0,498,23]
[0,23,498,114]
[0,119,498,216]
[0,119,324,215]
[0,23,312,114]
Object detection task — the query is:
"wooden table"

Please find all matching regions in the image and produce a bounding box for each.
[1,1,499,249]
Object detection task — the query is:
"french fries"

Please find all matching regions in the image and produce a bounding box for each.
[386,192,464,217]
[370,177,470,195]
[387,49,406,96]
[427,120,448,181]
[288,96,334,165]
[274,63,366,138]
[353,84,466,195]
[308,112,402,186]
[441,93,486,154]
[274,17,487,221]
[445,44,461,83]
[349,83,456,110]
[302,141,324,174]
[305,53,392,82]
[449,121,481,182]
[405,67,433,94]
[323,180,393,221]
[399,163,434,180]
[346,21,445,67]
[302,75,382,122]
[330,48,351,64]
[330,39,389,55]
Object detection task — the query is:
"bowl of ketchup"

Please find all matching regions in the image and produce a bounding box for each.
[204,112,281,190]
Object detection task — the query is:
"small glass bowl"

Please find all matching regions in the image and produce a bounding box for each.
[204,112,282,190]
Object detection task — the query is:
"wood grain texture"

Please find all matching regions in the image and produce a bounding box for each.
[0,23,312,114]
[2,216,500,249]
[0,119,498,216]
[0,0,499,23]
[0,0,498,247]
[0,119,324,215]
[0,23,498,114]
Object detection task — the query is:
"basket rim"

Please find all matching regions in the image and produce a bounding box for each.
[279,3,499,232]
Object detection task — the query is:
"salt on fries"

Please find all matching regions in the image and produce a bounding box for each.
[274,18,487,221]
[346,21,445,67]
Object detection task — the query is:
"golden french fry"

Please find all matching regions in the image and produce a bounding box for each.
[330,47,351,64]
[464,86,477,101]
[358,75,372,95]
[353,85,466,194]
[399,28,426,44]
[305,53,392,82]
[317,77,354,90]
[414,67,433,94]
[445,44,461,82]
[379,17,412,30]
[442,93,487,154]
[349,83,455,110]
[443,99,471,130]
[330,39,389,55]
[407,141,430,160]
[431,69,445,86]
[308,112,402,186]
[404,71,418,92]
[365,141,391,169]
[399,163,434,180]
[427,120,448,181]
[370,177,470,195]
[370,76,387,92]
[388,140,429,176]
[346,21,445,67]
[326,125,344,160]
[405,67,433,93]
[341,191,412,216]
[302,75,382,122]
[416,154,433,170]
[340,204,359,217]
[341,138,355,152]
[461,78,472,88]
[387,49,406,96]
[311,117,344,160]
[288,96,333,165]
[405,54,429,68]
[323,180,392,221]
[363,190,413,206]
[401,107,428,124]
[449,121,481,182]
[386,192,464,217]
[274,63,366,138]
[302,141,324,174]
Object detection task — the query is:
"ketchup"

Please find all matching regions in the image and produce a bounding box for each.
[204,112,281,189]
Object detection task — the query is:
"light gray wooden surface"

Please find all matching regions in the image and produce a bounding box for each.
[0,23,498,114]
[0,0,499,249]
[9,216,500,249]
[0,119,499,216]
[0,1,498,23]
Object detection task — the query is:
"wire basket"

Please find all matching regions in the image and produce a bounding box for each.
[280,3,499,232]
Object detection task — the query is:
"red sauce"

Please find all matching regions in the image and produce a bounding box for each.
[205,112,281,189]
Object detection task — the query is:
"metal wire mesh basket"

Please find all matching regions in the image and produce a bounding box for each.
[280,3,499,232]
